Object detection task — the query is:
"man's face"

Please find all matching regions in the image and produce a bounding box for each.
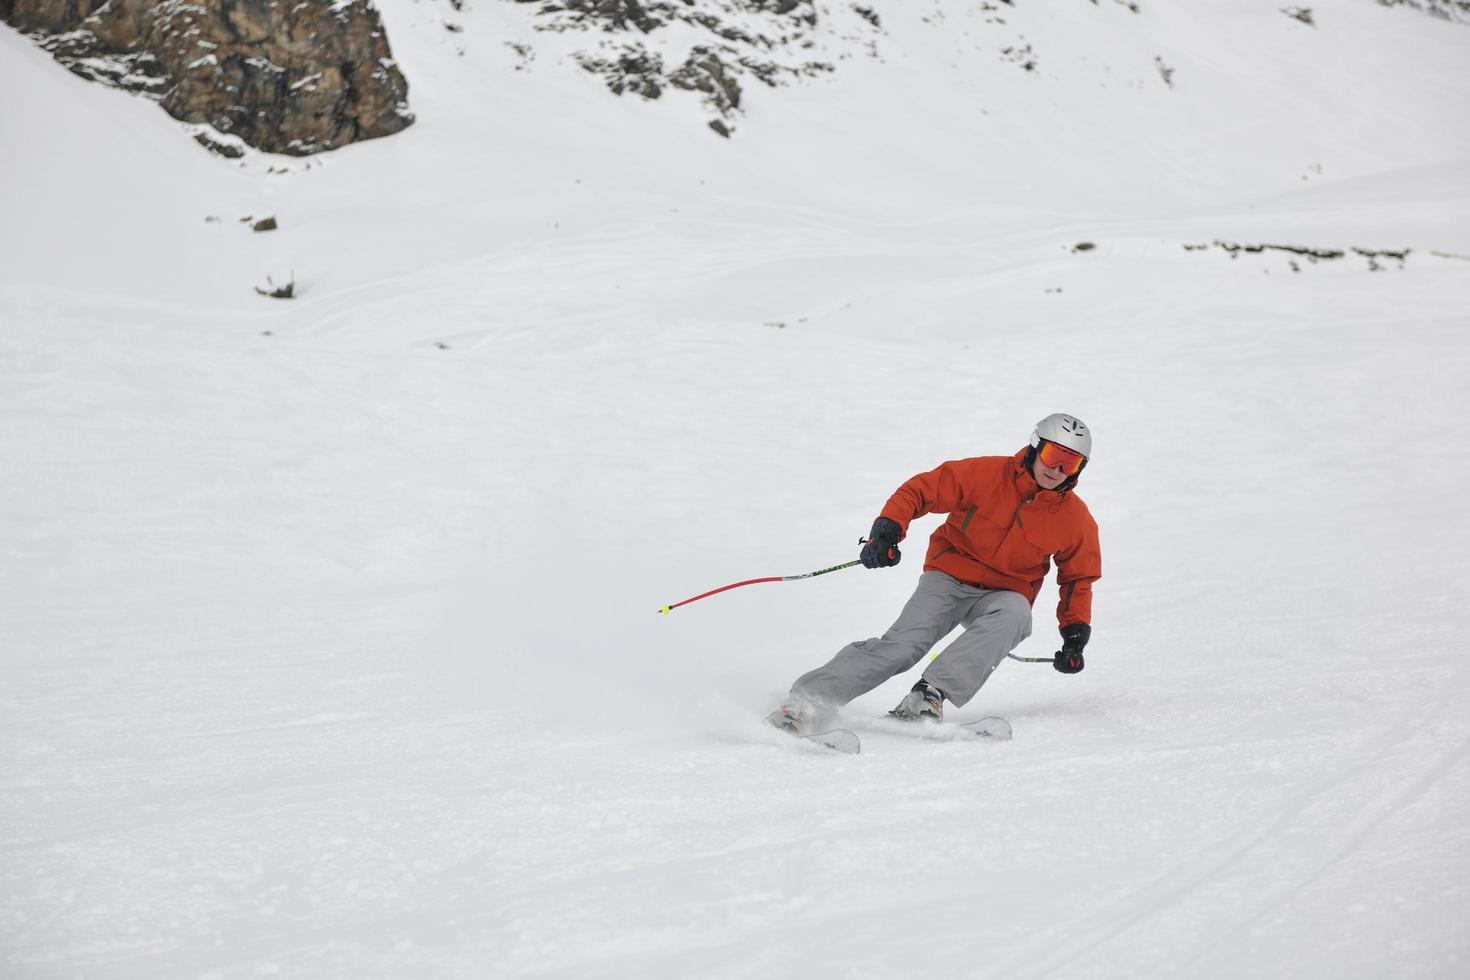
[1032,455,1070,490]
[1031,439,1086,490]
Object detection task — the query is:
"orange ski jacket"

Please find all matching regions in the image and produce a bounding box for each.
[877,449,1101,628]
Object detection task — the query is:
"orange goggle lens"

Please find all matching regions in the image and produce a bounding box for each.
[1037,440,1087,476]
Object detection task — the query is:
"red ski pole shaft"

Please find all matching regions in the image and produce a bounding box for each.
[658,558,862,614]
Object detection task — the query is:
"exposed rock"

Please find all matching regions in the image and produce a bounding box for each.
[3,0,414,156]
[549,0,665,34]
[1203,240,1346,261]
[576,45,666,99]
[1154,55,1175,88]
[1184,240,1415,272]
[255,274,295,298]
[522,0,858,134]
[669,46,742,118]
[1375,0,1470,23]
[1001,41,1038,72]
[195,130,246,158]
[753,0,817,28]
[1351,246,1410,271]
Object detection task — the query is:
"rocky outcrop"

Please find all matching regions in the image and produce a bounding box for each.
[1376,0,1470,23]
[525,0,856,136]
[499,0,1470,138]
[2,0,413,156]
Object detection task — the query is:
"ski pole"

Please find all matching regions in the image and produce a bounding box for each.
[930,651,1054,664]
[658,557,863,614]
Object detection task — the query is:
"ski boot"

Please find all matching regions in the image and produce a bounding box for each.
[888,678,944,722]
[765,704,813,736]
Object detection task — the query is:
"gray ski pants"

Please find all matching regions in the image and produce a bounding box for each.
[790,570,1033,709]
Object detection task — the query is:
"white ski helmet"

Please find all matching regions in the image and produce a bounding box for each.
[1029,413,1092,459]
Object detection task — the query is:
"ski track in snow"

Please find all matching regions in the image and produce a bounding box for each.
[998,693,1470,978]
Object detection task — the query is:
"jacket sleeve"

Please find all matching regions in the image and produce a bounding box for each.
[876,459,981,538]
[1054,508,1101,628]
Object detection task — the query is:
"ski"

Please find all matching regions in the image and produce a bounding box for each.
[796,728,861,754]
[766,708,861,754]
[959,716,1013,741]
[866,715,1013,742]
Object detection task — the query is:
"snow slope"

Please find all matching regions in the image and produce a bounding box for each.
[3,2,1470,977]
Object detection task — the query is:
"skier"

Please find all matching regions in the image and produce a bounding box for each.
[769,413,1101,733]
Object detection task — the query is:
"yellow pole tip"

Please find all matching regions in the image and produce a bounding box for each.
[659,605,671,615]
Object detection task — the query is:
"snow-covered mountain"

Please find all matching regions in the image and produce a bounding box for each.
[2,2,1469,978]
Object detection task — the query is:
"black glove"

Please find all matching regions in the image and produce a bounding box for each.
[1054,623,1090,674]
[860,517,903,569]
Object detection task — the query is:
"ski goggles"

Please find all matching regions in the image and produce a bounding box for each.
[1036,440,1087,476]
